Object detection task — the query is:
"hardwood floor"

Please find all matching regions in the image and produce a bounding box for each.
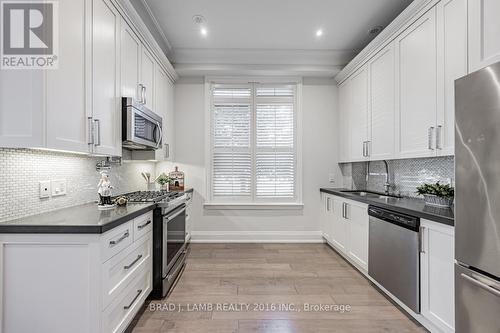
[132,243,427,333]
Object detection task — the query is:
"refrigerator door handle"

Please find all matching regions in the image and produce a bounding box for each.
[461,273,500,298]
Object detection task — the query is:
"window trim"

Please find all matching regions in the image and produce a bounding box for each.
[204,76,303,207]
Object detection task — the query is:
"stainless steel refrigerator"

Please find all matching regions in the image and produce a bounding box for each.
[455,61,500,332]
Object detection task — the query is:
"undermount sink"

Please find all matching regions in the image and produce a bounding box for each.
[340,190,401,200]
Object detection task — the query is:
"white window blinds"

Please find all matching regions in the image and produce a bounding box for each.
[211,84,297,202]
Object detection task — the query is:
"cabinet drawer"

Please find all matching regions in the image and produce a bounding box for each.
[101,221,133,262]
[133,211,153,242]
[102,268,151,333]
[102,235,152,309]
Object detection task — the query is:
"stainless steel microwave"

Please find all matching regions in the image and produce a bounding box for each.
[122,97,162,150]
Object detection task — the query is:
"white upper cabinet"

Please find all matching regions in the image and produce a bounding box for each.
[164,75,175,161]
[468,0,500,72]
[336,0,470,162]
[437,0,468,156]
[92,0,122,156]
[46,0,89,153]
[140,48,155,111]
[338,82,351,163]
[368,44,396,160]
[154,65,168,161]
[121,20,141,101]
[0,70,44,148]
[348,67,369,162]
[0,0,176,155]
[396,7,438,159]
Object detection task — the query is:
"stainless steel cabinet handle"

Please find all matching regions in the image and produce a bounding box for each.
[342,202,348,219]
[362,142,367,157]
[344,203,349,220]
[124,254,143,270]
[87,117,94,145]
[94,119,101,146]
[109,231,129,246]
[143,85,147,105]
[123,289,143,309]
[326,197,331,212]
[138,84,144,103]
[461,273,500,298]
[419,226,425,253]
[366,141,370,157]
[137,220,151,230]
[428,127,435,150]
[436,125,442,150]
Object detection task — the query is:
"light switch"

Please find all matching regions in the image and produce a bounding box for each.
[39,181,50,198]
[51,179,67,197]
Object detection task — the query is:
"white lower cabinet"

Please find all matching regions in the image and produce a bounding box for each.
[330,197,348,255]
[321,194,368,272]
[344,199,369,271]
[0,211,153,333]
[420,219,455,333]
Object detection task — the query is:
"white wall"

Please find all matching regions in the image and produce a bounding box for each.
[156,77,340,242]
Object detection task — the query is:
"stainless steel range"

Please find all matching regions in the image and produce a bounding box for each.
[120,190,189,299]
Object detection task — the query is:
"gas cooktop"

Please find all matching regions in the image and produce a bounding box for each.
[117,190,183,203]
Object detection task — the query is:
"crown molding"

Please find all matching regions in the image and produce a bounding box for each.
[112,0,178,82]
[334,0,439,84]
[137,0,173,55]
[174,63,343,78]
[172,48,355,67]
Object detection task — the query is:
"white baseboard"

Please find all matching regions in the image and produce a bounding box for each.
[190,231,323,243]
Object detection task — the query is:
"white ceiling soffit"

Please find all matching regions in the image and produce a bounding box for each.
[142,0,414,77]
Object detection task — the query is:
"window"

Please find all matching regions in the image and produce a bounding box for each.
[209,82,300,205]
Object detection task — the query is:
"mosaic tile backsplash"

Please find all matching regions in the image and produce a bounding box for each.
[340,156,454,198]
[0,148,155,222]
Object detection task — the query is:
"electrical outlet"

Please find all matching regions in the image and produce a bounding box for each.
[51,179,67,197]
[39,181,51,198]
[329,173,336,183]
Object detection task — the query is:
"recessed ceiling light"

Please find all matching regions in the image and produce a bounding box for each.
[316,29,323,37]
[200,27,208,36]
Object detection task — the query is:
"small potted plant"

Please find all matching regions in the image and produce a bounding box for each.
[416,182,454,208]
[156,173,171,191]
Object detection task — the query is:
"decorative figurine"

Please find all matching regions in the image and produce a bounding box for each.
[97,171,116,209]
[169,166,185,191]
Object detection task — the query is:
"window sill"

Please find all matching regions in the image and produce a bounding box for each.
[203,203,304,210]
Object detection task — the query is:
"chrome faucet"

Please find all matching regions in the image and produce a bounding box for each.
[382,160,390,195]
[366,160,391,194]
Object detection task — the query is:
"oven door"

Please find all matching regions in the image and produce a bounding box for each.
[122,98,162,150]
[162,205,186,278]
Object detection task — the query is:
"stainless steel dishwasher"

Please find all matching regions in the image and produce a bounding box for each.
[368,205,421,313]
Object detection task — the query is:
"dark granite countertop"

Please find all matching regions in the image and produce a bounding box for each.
[0,189,195,234]
[320,188,454,226]
[0,202,157,234]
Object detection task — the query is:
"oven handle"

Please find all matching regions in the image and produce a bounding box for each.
[165,207,186,222]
